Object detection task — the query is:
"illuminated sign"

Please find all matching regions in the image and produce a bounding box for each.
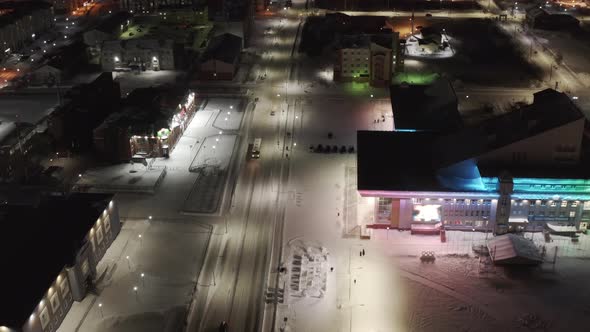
[412,204,442,222]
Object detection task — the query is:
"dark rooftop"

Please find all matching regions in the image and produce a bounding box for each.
[101,87,186,135]
[325,13,390,35]
[390,79,461,132]
[202,33,242,64]
[358,89,586,192]
[432,89,584,168]
[46,41,87,71]
[0,193,113,328]
[357,130,442,192]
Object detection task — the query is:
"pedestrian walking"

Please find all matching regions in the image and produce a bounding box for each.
[330,267,334,272]
[354,279,356,284]
[362,249,365,256]
[359,251,362,257]
[337,212,340,217]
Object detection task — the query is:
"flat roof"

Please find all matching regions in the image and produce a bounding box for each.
[357,89,587,194]
[357,130,443,192]
[390,79,461,132]
[202,33,242,64]
[0,193,113,328]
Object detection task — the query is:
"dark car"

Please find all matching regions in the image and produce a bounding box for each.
[332,145,338,153]
[425,13,432,17]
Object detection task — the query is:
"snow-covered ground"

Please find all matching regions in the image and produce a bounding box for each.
[79,97,245,217]
[405,33,455,59]
[61,97,245,331]
[274,94,590,332]
[75,164,167,194]
[58,218,210,332]
[0,93,59,124]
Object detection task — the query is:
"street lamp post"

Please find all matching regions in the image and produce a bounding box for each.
[133,286,138,301]
[140,272,145,286]
[98,303,104,318]
[126,255,131,269]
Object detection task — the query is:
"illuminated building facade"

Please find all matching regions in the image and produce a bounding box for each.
[0,194,121,332]
[358,89,590,234]
[94,89,197,162]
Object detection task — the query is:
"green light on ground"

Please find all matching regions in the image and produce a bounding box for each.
[393,72,439,85]
[344,81,370,94]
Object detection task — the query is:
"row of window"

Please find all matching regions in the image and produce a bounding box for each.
[514,200,579,208]
[39,275,72,331]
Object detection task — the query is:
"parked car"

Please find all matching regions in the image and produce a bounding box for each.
[332,145,338,153]
[348,146,355,153]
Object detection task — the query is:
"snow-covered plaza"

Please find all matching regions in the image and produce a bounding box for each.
[272,95,590,332]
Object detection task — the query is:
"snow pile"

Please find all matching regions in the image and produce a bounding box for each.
[488,234,543,265]
[546,223,577,234]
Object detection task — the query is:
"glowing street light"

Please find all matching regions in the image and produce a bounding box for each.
[98,303,104,317]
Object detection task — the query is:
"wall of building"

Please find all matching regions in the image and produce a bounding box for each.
[101,42,175,71]
[336,47,370,80]
[370,190,590,233]
[0,5,54,57]
[22,270,73,332]
[369,42,392,87]
[20,199,121,332]
[199,59,236,80]
[478,118,585,166]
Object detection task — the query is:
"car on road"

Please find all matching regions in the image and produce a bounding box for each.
[425,13,432,17]
[270,110,275,116]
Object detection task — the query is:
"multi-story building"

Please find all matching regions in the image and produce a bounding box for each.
[100,39,175,71]
[0,1,54,59]
[30,41,88,86]
[198,33,242,80]
[357,88,589,235]
[0,193,121,332]
[334,34,395,87]
[47,73,121,153]
[0,121,37,180]
[93,89,197,161]
[120,0,199,13]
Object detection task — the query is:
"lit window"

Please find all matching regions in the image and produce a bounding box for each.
[570,211,576,217]
[561,201,568,207]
